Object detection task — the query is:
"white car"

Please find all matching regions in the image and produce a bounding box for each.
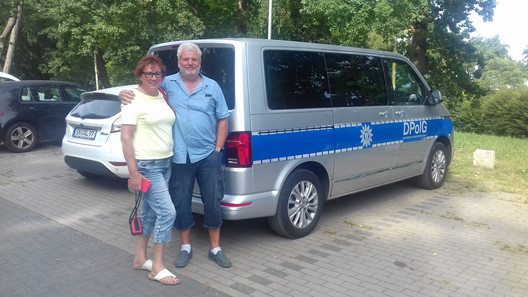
[0,72,20,82]
[62,85,137,179]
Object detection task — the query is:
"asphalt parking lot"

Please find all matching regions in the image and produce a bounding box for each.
[1,144,527,297]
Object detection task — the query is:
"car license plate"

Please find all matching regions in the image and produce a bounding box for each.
[73,128,97,140]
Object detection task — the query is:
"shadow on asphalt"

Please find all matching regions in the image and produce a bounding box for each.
[9,144,422,240]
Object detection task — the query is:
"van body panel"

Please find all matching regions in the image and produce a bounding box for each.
[331,105,395,196]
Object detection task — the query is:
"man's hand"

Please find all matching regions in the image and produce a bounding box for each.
[119,90,135,105]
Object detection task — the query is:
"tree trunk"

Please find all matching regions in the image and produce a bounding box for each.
[1,16,16,59]
[95,49,111,88]
[2,4,23,73]
[236,0,248,36]
[410,20,427,74]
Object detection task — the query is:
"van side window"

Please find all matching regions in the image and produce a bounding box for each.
[385,59,426,105]
[264,50,329,109]
[325,54,387,107]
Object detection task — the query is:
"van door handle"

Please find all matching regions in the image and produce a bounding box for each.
[395,110,405,117]
[379,111,389,118]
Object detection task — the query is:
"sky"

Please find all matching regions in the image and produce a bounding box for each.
[470,0,528,61]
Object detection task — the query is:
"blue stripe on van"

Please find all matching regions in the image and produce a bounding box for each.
[252,117,453,165]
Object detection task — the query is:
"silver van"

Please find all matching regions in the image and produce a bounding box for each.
[149,38,454,238]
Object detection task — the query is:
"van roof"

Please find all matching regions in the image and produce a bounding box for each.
[148,38,408,60]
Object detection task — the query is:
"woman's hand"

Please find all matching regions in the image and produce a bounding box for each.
[128,172,149,192]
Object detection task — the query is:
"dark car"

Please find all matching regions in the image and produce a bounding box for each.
[0,80,89,153]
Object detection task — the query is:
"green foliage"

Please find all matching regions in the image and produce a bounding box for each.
[426,30,487,107]
[450,93,483,133]
[471,36,528,92]
[301,0,375,46]
[477,58,528,91]
[3,0,205,87]
[453,88,528,138]
[480,88,528,138]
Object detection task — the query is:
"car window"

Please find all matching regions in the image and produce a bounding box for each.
[70,95,121,119]
[385,59,425,105]
[22,86,63,102]
[63,86,85,102]
[264,50,329,109]
[20,87,33,101]
[325,53,388,107]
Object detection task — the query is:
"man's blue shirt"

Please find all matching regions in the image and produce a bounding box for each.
[161,72,230,164]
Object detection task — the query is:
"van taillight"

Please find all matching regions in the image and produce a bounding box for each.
[225,132,252,168]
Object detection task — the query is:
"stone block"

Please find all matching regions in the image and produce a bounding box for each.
[473,149,495,169]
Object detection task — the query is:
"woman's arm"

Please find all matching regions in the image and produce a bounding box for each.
[121,124,145,191]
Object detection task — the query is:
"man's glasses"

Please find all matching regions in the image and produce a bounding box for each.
[142,72,162,78]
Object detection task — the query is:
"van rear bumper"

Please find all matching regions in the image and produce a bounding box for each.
[191,191,279,220]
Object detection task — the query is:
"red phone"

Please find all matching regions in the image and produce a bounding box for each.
[128,179,151,192]
[141,180,151,193]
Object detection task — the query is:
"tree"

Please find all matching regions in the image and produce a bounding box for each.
[1,2,22,73]
[0,13,16,62]
[19,0,204,87]
[469,37,528,91]
[410,0,496,73]
[523,46,528,66]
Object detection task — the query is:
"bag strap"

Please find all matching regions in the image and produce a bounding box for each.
[159,89,175,113]
[129,191,142,224]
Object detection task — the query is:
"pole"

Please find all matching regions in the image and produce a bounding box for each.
[94,53,99,90]
[268,0,272,39]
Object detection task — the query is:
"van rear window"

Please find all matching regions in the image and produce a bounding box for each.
[154,47,235,110]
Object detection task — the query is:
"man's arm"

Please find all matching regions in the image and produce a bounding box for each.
[119,90,135,105]
[216,118,228,149]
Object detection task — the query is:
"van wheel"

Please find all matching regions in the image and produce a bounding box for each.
[415,142,447,189]
[268,169,324,238]
[4,122,38,153]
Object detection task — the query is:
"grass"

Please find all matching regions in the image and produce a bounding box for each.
[448,131,528,196]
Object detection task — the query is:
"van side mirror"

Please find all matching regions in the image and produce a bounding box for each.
[427,90,443,105]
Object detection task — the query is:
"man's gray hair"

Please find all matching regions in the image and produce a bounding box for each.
[177,42,202,60]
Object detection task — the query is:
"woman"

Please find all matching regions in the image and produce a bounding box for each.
[121,56,179,285]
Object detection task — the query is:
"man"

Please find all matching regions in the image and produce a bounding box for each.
[120,43,231,268]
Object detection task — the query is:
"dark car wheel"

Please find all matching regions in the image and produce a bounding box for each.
[4,122,38,153]
[415,142,448,190]
[268,169,324,238]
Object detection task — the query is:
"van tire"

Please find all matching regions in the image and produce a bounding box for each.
[268,169,324,238]
[4,122,38,153]
[415,142,447,190]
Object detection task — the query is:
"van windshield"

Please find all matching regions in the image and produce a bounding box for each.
[153,47,235,110]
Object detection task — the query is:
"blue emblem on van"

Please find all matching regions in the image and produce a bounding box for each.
[360,124,373,148]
